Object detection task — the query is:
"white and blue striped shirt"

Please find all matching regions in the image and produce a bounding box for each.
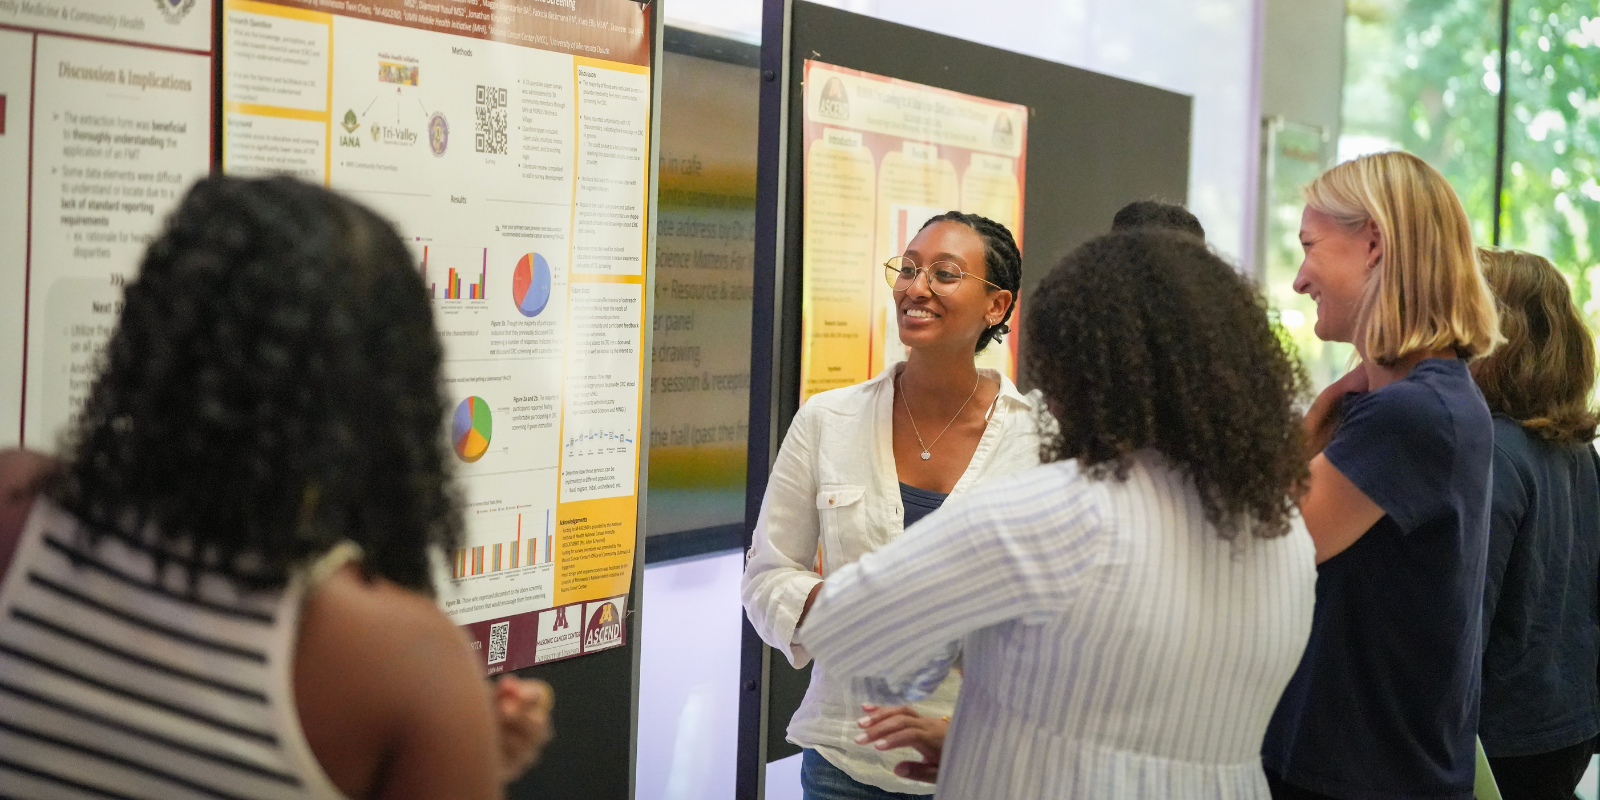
[799,452,1317,799]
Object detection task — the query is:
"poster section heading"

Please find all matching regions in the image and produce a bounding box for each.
[20,34,212,448]
[219,0,653,674]
[1,0,214,52]
[256,0,649,64]
[798,61,1028,402]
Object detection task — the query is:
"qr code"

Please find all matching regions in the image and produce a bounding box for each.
[475,85,508,155]
[487,621,510,665]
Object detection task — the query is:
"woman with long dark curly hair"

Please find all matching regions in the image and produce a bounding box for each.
[1471,249,1600,797]
[795,230,1318,799]
[0,175,550,799]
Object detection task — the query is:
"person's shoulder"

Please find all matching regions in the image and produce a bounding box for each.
[297,565,482,708]
[965,459,1101,523]
[1348,361,1463,431]
[1490,415,1536,454]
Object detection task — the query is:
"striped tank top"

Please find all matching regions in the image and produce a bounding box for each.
[0,498,347,800]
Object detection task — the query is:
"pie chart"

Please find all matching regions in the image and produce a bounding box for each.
[512,253,552,317]
[452,396,492,463]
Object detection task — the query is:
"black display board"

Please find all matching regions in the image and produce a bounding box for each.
[739,1,1194,796]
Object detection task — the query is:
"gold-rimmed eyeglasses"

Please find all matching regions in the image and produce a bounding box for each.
[883,256,1000,296]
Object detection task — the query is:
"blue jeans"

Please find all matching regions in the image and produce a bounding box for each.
[799,749,927,800]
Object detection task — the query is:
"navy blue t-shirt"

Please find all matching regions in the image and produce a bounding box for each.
[1263,358,1493,800]
[899,482,948,528]
[1479,416,1600,757]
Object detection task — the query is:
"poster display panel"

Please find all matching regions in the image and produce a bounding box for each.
[798,61,1027,403]
[221,0,652,672]
[647,51,756,538]
[7,0,215,449]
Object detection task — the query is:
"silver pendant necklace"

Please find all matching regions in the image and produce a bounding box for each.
[897,370,982,460]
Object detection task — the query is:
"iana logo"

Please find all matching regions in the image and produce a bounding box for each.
[155,0,196,23]
[583,601,622,649]
[817,77,849,121]
[338,110,361,147]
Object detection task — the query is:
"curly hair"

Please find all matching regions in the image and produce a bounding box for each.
[1111,199,1206,241]
[1024,230,1309,539]
[1473,248,1599,444]
[918,211,1021,352]
[49,175,461,593]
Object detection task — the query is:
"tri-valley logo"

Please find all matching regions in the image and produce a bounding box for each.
[367,121,418,147]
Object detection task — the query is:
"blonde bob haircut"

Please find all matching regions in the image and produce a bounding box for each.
[1303,151,1502,366]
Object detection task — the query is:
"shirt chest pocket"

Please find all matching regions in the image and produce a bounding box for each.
[815,484,867,575]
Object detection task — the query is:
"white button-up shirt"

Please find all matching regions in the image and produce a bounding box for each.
[741,363,1041,794]
[798,453,1319,799]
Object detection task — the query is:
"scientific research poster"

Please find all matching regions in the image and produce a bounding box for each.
[221,0,652,671]
[5,0,215,449]
[799,61,1028,403]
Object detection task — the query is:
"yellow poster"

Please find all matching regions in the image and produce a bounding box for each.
[800,61,1028,402]
[223,0,653,673]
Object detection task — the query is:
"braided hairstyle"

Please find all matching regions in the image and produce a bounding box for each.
[50,175,461,593]
[917,211,1021,352]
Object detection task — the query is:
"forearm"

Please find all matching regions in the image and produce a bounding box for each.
[741,547,823,664]
[1302,390,1344,456]
[795,582,823,630]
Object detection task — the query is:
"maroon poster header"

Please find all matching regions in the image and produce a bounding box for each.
[264,0,651,66]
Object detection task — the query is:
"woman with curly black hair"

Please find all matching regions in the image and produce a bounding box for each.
[0,175,550,799]
[797,229,1318,799]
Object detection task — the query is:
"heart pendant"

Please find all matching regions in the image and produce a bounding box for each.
[920,450,931,460]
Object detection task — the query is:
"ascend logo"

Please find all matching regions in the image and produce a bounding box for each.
[583,601,622,649]
[338,109,360,147]
[992,112,1015,149]
[817,77,849,120]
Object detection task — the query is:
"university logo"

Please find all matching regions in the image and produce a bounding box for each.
[154,0,196,23]
[817,77,849,120]
[583,601,622,649]
[428,111,449,157]
[552,606,570,630]
[992,112,1015,149]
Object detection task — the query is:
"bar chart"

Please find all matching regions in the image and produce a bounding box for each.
[452,509,555,579]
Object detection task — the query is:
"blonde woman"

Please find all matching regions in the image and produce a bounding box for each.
[1262,152,1502,800]
[743,212,1037,799]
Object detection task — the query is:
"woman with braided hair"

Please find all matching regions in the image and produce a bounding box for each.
[743,212,1038,799]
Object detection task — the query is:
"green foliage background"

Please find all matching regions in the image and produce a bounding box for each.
[1341,0,1600,323]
